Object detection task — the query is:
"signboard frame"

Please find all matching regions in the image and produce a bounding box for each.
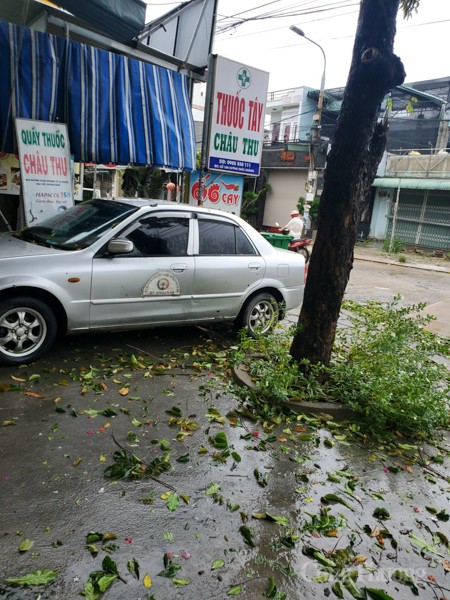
[15,118,74,225]
[206,55,269,177]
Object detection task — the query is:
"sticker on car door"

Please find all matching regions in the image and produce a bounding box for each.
[142,272,180,296]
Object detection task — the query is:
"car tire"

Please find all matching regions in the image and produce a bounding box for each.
[238,293,279,337]
[0,297,58,366]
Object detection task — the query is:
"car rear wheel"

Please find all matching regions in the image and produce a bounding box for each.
[0,297,58,366]
[238,293,279,336]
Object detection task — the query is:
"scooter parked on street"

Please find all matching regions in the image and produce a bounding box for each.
[286,235,312,262]
[272,223,312,263]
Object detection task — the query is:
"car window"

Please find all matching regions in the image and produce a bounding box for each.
[198,219,257,256]
[14,199,138,250]
[124,216,189,257]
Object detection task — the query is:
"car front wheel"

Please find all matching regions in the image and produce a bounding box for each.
[238,293,279,336]
[0,297,58,366]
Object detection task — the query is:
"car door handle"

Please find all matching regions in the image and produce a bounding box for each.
[248,262,262,271]
[171,263,189,273]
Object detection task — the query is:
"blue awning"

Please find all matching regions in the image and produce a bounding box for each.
[0,20,196,170]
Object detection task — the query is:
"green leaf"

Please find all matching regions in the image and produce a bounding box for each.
[266,576,277,598]
[231,451,241,463]
[391,570,419,595]
[166,406,182,417]
[167,493,180,512]
[252,512,267,520]
[102,556,119,576]
[80,579,99,600]
[127,558,140,579]
[320,494,353,510]
[371,492,385,501]
[332,581,344,598]
[18,538,34,552]
[313,551,336,568]
[176,453,190,463]
[271,515,290,526]
[172,578,190,586]
[86,543,99,557]
[209,432,228,449]
[206,482,221,496]
[437,509,449,522]
[313,574,330,583]
[373,507,390,520]
[86,532,103,544]
[6,569,59,586]
[254,469,269,487]
[211,560,225,570]
[365,589,396,600]
[101,408,117,417]
[158,564,181,578]
[205,407,225,422]
[227,585,242,595]
[343,576,365,599]
[97,574,117,593]
[239,525,255,548]
[408,534,445,557]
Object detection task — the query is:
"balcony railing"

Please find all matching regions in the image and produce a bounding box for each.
[266,88,297,102]
[386,151,450,177]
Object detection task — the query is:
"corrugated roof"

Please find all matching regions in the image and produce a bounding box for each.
[0,0,146,44]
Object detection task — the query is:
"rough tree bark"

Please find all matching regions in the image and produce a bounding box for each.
[290,0,406,366]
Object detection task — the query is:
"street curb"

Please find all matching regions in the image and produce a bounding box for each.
[232,364,359,421]
[354,254,450,274]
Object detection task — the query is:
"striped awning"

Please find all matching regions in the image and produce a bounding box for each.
[0,20,196,170]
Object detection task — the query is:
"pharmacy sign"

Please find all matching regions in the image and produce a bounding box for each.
[207,56,269,177]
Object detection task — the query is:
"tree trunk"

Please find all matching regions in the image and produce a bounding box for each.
[290,0,405,366]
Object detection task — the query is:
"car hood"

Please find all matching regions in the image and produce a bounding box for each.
[0,232,64,259]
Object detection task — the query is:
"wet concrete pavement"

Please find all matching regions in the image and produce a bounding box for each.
[0,255,449,600]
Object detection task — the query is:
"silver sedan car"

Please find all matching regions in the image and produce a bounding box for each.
[0,199,305,366]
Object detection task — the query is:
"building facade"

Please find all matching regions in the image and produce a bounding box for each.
[259,77,450,249]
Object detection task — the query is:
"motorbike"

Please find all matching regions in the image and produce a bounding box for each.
[271,223,312,263]
[287,235,312,262]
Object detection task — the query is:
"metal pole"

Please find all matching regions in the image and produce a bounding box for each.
[389,183,401,253]
[198,54,216,205]
[290,26,326,201]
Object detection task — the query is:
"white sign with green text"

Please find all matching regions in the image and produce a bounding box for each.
[15,119,74,225]
[207,56,269,177]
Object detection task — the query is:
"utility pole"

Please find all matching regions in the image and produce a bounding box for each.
[290,26,327,203]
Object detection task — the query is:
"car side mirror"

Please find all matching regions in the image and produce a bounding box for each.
[107,239,134,255]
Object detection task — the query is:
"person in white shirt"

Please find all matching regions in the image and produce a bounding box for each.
[284,210,303,239]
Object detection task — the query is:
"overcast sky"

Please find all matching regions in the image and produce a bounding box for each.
[146,0,450,93]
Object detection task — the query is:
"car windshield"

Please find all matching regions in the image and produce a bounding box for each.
[14,199,139,250]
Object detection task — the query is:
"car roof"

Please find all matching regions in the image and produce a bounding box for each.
[104,197,243,222]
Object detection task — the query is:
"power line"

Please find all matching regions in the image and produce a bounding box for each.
[216,0,359,34]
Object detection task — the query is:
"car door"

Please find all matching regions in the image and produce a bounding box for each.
[191,214,265,319]
[90,211,194,328]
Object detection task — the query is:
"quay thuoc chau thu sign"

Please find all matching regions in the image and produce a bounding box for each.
[15,119,74,225]
[207,56,269,177]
